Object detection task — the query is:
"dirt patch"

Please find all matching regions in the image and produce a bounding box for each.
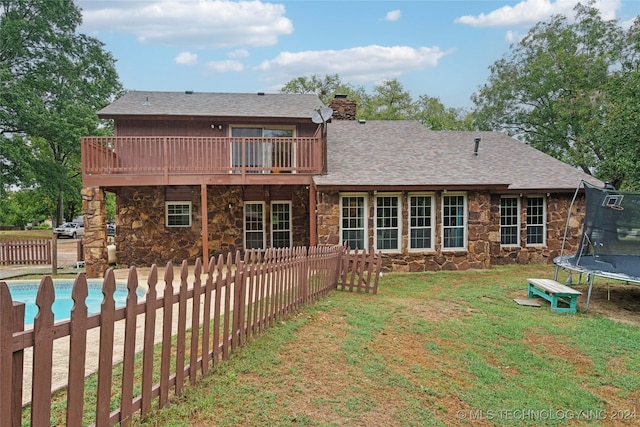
[508,281,640,327]
[411,299,476,322]
[243,310,408,426]
[574,282,640,327]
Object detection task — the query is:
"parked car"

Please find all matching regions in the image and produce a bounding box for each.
[53,222,85,239]
[107,223,116,237]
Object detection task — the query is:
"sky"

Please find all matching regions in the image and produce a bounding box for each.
[76,0,640,109]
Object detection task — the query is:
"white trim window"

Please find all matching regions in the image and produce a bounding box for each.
[409,193,434,251]
[375,194,401,252]
[165,202,192,227]
[442,193,467,250]
[500,196,520,246]
[526,196,546,246]
[340,194,367,250]
[244,202,265,250]
[271,201,292,248]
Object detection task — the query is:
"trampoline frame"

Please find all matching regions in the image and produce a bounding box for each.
[553,180,640,311]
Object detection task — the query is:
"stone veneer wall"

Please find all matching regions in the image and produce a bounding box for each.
[316,190,584,273]
[328,96,357,121]
[115,187,203,266]
[82,187,109,278]
[114,185,311,268]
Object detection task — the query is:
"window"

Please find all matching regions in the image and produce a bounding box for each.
[271,202,291,248]
[500,197,520,246]
[526,196,546,245]
[340,194,367,250]
[442,194,467,250]
[231,127,294,172]
[165,202,191,227]
[375,195,401,251]
[409,194,434,250]
[244,202,265,250]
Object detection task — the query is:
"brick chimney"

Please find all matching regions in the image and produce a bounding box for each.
[328,94,357,120]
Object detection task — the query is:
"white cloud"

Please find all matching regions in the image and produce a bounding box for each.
[228,49,250,59]
[384,10,401,22]
[206,60,244,73]
[175,51,198,65]
[455,0,621,27]
[255,45,450,84]
[80,0,293,48]
[504,30,523,43]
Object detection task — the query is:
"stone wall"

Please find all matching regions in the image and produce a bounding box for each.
[81,187,108,278]
[88,184,583,274]
[316,189,584,273]
[115,187,203,267]
[328,96,357,121]
[113,185,311,268]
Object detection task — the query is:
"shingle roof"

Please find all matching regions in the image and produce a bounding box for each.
[314,120,603,191]
[98,91,323,119]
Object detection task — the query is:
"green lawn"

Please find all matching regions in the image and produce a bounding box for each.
[127,264,640,426]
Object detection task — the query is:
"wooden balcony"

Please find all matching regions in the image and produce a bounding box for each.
[81,136,324,187]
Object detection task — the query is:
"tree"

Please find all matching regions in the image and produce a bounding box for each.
[280,73,367,117]
[0,188,52,227]
[0,0,122,224]
[414,95,475,131]
[359,79,415,120]
[472,2,631,187]
[597,17,640,190]
[280,74,474,129]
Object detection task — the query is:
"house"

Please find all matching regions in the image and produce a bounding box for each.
[80,91,602,277]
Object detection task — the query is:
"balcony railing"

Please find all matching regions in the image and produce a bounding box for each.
[81,136,323,185]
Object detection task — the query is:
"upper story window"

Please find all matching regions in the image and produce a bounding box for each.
[526,196,546,246]
[340,194,367,250]
[166,202,192,227]
[442,193,467,250]
[231,127,294,173]
[409,193,434,251]
[375,194,401,252]
[500,196,520,246]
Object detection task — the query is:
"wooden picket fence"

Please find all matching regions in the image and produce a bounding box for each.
[338,247,382,294]
[0,245,381,426]
[0,240,51,265]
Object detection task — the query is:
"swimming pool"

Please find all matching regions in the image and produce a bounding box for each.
[6,279,146,325]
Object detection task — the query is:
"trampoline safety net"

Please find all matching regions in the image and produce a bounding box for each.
[566,182,640,278]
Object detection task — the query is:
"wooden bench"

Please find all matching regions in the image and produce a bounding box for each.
[527,278,582,314]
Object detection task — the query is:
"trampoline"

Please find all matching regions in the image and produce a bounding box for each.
[554,181,640,310]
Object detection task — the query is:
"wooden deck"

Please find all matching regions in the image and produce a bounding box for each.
[81,135,324,187]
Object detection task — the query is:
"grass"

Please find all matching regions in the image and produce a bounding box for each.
[26,264,640,426]
[0,229,52,241]
[127,264,640,426]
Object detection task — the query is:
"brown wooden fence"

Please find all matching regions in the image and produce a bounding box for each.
[0,245,380,426]
[337,247,382,294]
[0,240,51,265]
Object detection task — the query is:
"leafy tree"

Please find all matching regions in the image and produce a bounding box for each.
[472,2,630,187]
[359,79,415,120]
[0,0,122,224]
[597,17,640,190]
[414,95,474,130]
[280,73,367,117]
[280,73,352,105]
[281,74,474,128]
[0,188,52,227]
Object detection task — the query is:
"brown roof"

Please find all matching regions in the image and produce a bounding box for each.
[314,120,603,191]
[98,91,324,119]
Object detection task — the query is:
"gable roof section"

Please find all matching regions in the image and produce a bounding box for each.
[98,91,323,119]
[314,120,603,192]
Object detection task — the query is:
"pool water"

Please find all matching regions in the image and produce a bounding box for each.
[7,280,145,325]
